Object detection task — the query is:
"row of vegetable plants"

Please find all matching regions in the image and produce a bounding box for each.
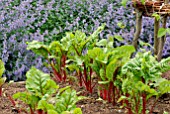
[1,60,84,114]
[1,25,170,114]
[26,25,170,114]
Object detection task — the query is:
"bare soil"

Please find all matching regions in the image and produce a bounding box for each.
[0,72,170,114]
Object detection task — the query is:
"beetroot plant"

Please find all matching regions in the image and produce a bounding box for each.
[88,36,135,104]
[27,36,72,82]
[0,60,6,96]
[12,67,83,114]
[27,25,105,86]
[119,51,170,114]
[66,24,105,93]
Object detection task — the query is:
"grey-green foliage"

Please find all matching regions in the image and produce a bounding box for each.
[13,67,83,114]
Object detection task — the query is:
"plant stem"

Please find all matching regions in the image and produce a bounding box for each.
[37,109,43,114]
[0,87,2,97]
[112,85,115,105]
[89,66,93,93]
[125,93,132,114]
[29,106,34,114]
[103,89,107,100]
[83,63,89,91]
[51,63,62,82]
[134,96,139,114]
[108,82,113,103]
[62,54,67,81]
[142,93,146,114]
[79,70,83,86]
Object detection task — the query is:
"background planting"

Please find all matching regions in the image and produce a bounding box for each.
[1,0,170,81]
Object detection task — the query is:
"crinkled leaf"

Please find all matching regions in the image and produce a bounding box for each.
[26,67,58,97]
[55,89,83,113]
[158,80,170,95]
[37,100,55,112]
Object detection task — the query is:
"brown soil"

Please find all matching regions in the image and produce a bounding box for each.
[0,75,170,114]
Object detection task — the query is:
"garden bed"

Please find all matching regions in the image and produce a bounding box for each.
[0,78,170,114]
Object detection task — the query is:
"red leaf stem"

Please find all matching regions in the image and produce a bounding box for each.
[108,82,113,103]
[134,96,139,113]
[112,85,116,106]
[37,109,43,114]
[61,54,67,81]
[79,70,83,86]
[29,106,34,114]
[125,93,132,114]
[51,64,62,82]
[142,93,146,114]
[103,89,107,100]
[0,87,2,97]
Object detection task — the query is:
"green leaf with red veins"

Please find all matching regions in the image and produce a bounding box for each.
[26,67,59,97]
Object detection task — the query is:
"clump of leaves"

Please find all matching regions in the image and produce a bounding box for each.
[88,35,135,104]
[66,24,105,93]
[119,50,170,114]
[0,60,6,96]
[12,67,83,114]
[27,25,105,93]
[26,38,70,82]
